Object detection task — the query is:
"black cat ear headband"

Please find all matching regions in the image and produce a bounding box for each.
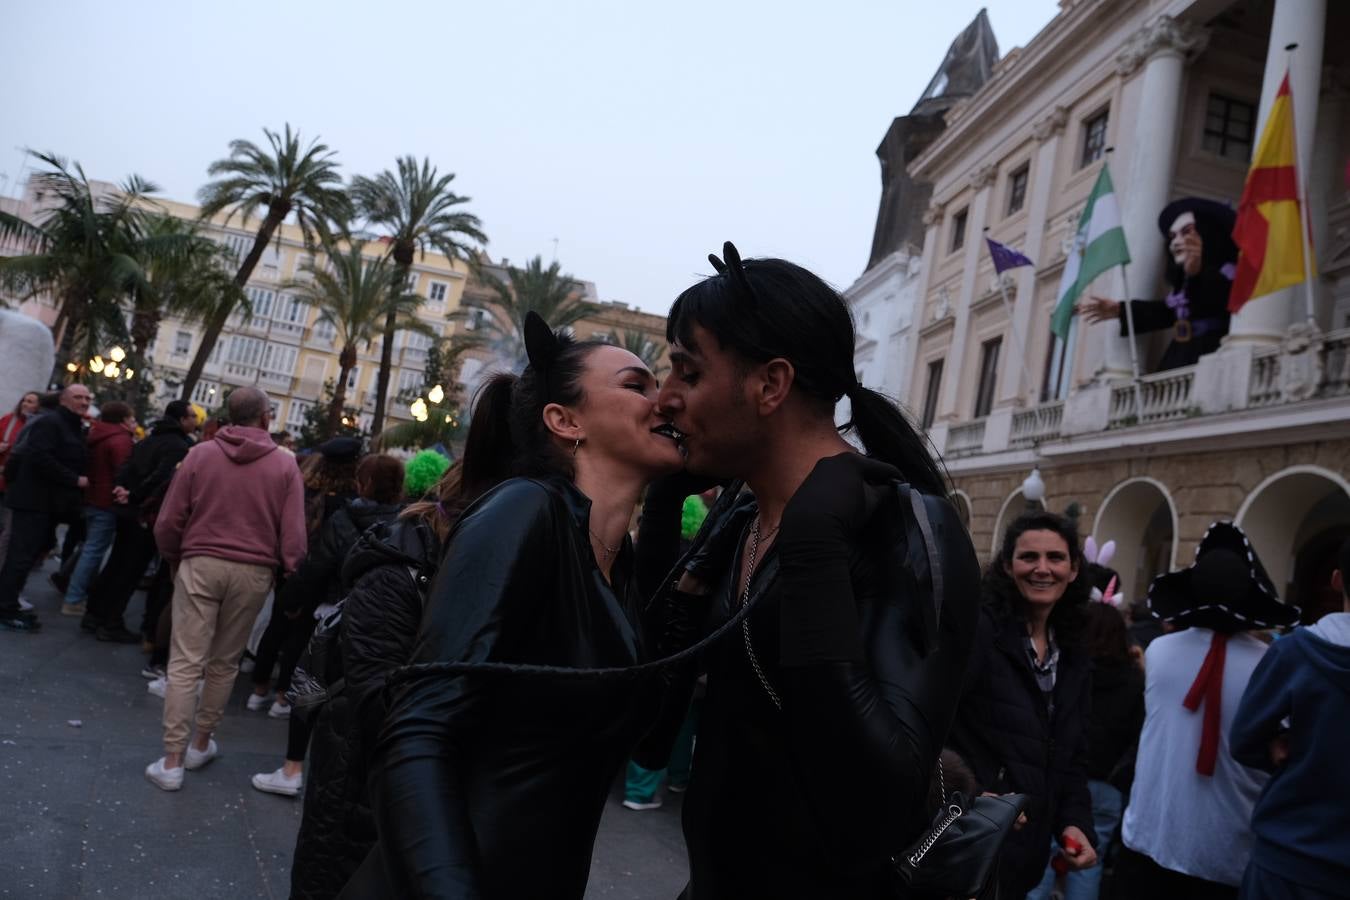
[523,311,559,394]
[707,241,760,307]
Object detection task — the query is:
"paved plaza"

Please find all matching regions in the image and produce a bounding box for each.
[0,560,689,899]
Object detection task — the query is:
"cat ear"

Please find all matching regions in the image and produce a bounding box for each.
[1084,536,1099,564]
[707,253,727,274]
[721,241,757,307]
[523,311,559,373]
[1097,540,1117,567]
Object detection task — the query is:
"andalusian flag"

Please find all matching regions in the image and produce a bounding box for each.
[1051,165,1131,340]
[1230,73,1311,312]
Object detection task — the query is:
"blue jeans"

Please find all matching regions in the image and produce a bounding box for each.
[64,507,118,606]
[1027,779,1122,900]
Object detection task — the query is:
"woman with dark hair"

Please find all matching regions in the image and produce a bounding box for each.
[288,379,514,900]
[1029,600,1145,900]
[249,452,406,796]
[342,313,685,899]
[634,243,980,898]
[0,391,43,577]
[949,510,1099,898]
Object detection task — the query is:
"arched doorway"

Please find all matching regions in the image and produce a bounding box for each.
[1238,466,1350,622]
[1092,477,1178,610]
[990,487,1046,559]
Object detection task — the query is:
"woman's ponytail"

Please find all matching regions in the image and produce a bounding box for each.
[459,373,518,501]
[848,385,948,497]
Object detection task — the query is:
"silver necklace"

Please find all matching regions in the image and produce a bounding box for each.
[741,515,782,709]
[589,528,620,559]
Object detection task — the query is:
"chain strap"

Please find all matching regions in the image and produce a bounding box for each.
[905,799,964,867]
[741,516,782,710]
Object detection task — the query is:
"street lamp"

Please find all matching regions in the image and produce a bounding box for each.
[1021,467,1046,504]
[427,384,445,404]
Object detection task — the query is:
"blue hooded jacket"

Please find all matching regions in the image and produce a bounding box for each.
[1230,612,1350,893]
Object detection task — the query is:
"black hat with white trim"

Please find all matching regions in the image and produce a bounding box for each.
[1147,521,1299,633]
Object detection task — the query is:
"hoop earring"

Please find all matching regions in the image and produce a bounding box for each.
[572,438,581,456]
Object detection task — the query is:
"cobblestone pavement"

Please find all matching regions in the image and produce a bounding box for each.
[0,559,689,899]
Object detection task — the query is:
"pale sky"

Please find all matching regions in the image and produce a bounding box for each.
[1,0,1061,314]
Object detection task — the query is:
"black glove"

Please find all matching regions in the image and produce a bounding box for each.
[777,453,900,667]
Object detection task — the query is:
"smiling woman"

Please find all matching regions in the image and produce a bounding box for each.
[946,510,1100,899]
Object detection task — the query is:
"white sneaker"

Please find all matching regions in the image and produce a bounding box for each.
[251,767,303,797]
[622,798,663,811]
[148,677,203,700]
[145,757,183,791]
[184,738,218,770]
[267,699,291,720]
[17,596,33,612]
[246,691,275,711]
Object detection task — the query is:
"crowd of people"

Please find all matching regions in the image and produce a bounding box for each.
[1,245,1346,900]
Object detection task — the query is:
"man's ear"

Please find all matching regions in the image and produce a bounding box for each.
[1333,569,1344,596]
[755,358,795,415]
[541,402,582,443]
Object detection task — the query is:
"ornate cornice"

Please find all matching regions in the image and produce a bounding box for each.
[1032,106,1069,142]
[922,204,945,227]
[1115,15,1208,77]
[968,164,998,191]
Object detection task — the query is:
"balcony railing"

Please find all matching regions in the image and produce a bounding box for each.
[1108,367,1197,428]
[947,419,987,457]
[1009,401,1065,448]
[258,370,291,390]
[1248,348,1281,408]
[1320,330,1350,398]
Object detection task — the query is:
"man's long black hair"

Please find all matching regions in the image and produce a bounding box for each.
[667,248,947,496]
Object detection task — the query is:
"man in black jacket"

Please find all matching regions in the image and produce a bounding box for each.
[83,400,198,641]
[0,384,92,632]
[637,246,981,899]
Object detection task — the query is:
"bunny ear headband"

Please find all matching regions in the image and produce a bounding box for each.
[1084,536,1124,607]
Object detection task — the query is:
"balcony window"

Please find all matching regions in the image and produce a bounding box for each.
[1081,109,1109,168]
[191,381,220,406]
[174,331,191,355]
[949,208,968,253]
[1042,320,1079,402]
[973,337,1002,419]
[921,360,944,429]
[1006,165,1029,216]
[285,399,312,429]
[428,281,448,304]
[1202,93,1255,162]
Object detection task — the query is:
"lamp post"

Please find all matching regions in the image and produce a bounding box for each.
[1021,467,1046,507]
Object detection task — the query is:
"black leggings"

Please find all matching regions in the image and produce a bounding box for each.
[253,608,317,695]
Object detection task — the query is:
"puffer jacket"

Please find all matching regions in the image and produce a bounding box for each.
[278,498,403,616]
[289,516,440,900]
[946,607,1095,897]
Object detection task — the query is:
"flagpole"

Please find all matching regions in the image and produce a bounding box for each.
[1285,44,1318,326]
[985,229,1042,411]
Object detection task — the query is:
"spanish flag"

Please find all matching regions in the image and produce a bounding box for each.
[1230,73,1311,312]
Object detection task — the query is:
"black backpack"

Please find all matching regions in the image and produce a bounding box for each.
[286,561,433,724]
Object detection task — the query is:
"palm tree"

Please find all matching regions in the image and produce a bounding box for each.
[0,151,163,363]
[350,156,486,435]
[375,334,483,451]
[131,214,241,362]
[286,240,432,438]
[459,255,600,369]
[181,124,351,400]
[609,328,666,376]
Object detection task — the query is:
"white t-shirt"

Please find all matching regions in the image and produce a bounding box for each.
[1121,628,1270,886]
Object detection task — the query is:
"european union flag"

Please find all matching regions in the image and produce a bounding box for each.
[985,237,1035,275]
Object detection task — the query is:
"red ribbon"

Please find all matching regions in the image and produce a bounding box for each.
[1182,631,1230,776]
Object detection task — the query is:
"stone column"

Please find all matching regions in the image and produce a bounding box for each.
[936,165,997,427]
[1107,15,1209,374]
[1227,0,1326,344]
[997,106,1067,406]
[908,205,948,449]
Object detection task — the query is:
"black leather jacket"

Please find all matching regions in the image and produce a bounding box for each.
[363,476,656,900]
[636,480,980,899]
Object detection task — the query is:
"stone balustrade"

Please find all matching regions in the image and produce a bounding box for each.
[1108,367,1197,428]
[1009,401,1065,448]
[947,419,987,457]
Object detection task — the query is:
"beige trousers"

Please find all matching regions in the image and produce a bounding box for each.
[162,555,273,754]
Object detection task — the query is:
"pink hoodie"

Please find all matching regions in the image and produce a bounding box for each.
[154,425,307,574]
